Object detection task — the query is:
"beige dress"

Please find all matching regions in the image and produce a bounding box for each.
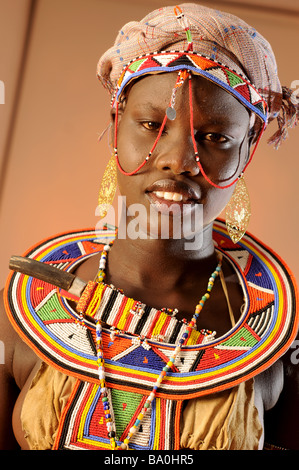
[21,362,263,450]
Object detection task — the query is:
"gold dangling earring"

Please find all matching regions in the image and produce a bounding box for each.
[225,174,251,244]
[97,153,117,219]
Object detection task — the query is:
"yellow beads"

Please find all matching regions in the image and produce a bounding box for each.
[95,249,223,451]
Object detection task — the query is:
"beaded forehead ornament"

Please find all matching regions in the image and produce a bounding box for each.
[109,6,268,188]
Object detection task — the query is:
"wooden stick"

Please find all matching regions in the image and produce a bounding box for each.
[9,255,87,298]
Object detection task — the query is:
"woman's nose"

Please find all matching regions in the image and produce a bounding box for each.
[154,127,200,176]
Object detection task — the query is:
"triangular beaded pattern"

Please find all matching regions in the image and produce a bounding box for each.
[114,51,268,122]
[4,221,298,400]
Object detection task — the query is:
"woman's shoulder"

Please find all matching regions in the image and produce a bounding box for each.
[263,331,299,450]
[0,289,39,388]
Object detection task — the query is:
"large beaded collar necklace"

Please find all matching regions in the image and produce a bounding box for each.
[85,242,222,449]
[4,221,298,450]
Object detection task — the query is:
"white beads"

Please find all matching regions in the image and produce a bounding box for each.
[129,426,137,435]
[94,243,222,451]
[156,376,163,385]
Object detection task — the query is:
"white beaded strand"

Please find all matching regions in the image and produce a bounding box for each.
[95,244,222,450]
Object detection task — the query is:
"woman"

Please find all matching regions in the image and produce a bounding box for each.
[1,3,298,450]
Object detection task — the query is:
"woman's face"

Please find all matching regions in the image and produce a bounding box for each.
[112,72,253,240]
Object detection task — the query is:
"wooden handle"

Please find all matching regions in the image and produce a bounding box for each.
[9,255,87,297]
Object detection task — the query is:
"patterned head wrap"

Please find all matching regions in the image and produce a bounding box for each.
[97,3,298,149]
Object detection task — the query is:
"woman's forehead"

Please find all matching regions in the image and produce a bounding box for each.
[125,72,250,120]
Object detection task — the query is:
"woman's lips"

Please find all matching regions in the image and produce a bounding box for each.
[153,191,186,202]
[145,179,201,215]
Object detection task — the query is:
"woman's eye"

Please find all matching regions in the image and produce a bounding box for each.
[142,121,162,131]
[206,133,227,143]
[196,132,228,143]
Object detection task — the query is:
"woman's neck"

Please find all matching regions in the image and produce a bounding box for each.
[106,222,217,292]
[74,220,244,333]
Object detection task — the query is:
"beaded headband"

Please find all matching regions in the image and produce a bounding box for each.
[112,50,268,125]
[112,57,266,187]
[107,6,268,187]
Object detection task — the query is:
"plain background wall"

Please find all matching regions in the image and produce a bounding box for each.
[0,0,298,289]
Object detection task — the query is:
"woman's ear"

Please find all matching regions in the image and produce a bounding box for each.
[110,98,126,136]
[243,115,263,166]
[248,127,256,148]
[242,114,258,166]
[110,107,117,131]
[248,114,262,147]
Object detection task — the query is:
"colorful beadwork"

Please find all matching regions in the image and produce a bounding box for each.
[112,51,268,123]
[110,8,268,184]
[92,244,222,449]
[112,57,266,187]
[4,221,299,450]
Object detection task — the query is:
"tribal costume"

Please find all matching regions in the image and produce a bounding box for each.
[4,4,299,450]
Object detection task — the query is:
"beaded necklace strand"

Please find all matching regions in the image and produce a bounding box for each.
[93,243,222,450]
